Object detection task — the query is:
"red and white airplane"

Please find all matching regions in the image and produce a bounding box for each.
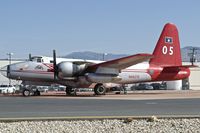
[0,23,193,96]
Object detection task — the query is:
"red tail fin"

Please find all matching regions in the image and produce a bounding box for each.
[149,23,182,66]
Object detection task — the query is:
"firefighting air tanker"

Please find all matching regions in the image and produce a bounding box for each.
[0,23,195,96]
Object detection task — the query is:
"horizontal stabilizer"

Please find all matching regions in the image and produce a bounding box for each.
[162,65,198,73]
[179,65,199,68]
[164,65,198,69]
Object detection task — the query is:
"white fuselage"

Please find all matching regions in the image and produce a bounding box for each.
[5,59,152,87]
[118,63,151,84]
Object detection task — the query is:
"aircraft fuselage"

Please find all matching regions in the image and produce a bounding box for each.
[2,61,190,88]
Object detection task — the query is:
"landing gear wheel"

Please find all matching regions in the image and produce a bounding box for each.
[23,89,30,97]
[66,87,77,96]
[94,84,106,95]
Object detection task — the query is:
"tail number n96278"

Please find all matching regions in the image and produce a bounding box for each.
[162,46,173,55]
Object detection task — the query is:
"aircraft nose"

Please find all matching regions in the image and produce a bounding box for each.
[0,65,8,77]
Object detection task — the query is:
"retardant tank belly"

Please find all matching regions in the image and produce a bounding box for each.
[118,72,151,84]
[85,73,121,83]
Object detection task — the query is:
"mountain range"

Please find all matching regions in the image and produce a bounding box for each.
[64,51,128,61]
[64,46,200,62]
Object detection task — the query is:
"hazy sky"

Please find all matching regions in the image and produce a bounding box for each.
[0,0,199,59]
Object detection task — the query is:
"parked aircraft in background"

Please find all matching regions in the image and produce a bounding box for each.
[0,23,194,96]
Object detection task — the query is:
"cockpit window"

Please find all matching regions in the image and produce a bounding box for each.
[37,58,42,62]
[31,57,43,62]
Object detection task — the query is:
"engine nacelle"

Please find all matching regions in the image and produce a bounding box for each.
[57,62,86,79]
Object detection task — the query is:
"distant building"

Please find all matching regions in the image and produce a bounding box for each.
[0,60,22,85]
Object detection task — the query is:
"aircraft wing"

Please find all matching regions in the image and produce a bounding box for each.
[86,53,153,74]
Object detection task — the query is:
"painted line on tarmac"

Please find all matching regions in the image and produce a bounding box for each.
[7,95,200,101]
[0,115,200,122]
[145,102,157,105]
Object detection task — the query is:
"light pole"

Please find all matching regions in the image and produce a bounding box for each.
[7,53,13,86]
[103,53,108,61]
[188,48,198,65]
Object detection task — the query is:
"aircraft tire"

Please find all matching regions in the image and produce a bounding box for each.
[94,84,106,95]
[22,89,30,97]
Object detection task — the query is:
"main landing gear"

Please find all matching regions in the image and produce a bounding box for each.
[65,84,107,96]
[94,84,106,95]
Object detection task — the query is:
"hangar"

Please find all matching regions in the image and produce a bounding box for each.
[0,59,199,90]
[188,65,200,90]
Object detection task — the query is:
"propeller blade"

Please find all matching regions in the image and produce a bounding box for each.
[53,50,57,80]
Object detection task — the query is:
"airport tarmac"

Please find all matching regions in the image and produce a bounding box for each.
[39,90,200,100]
[0,90,200,119]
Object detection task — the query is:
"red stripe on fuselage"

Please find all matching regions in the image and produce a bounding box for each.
[43,63,54,70]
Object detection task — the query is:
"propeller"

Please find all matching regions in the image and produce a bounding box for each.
[53,50,58,80]
[7,65,10,77]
